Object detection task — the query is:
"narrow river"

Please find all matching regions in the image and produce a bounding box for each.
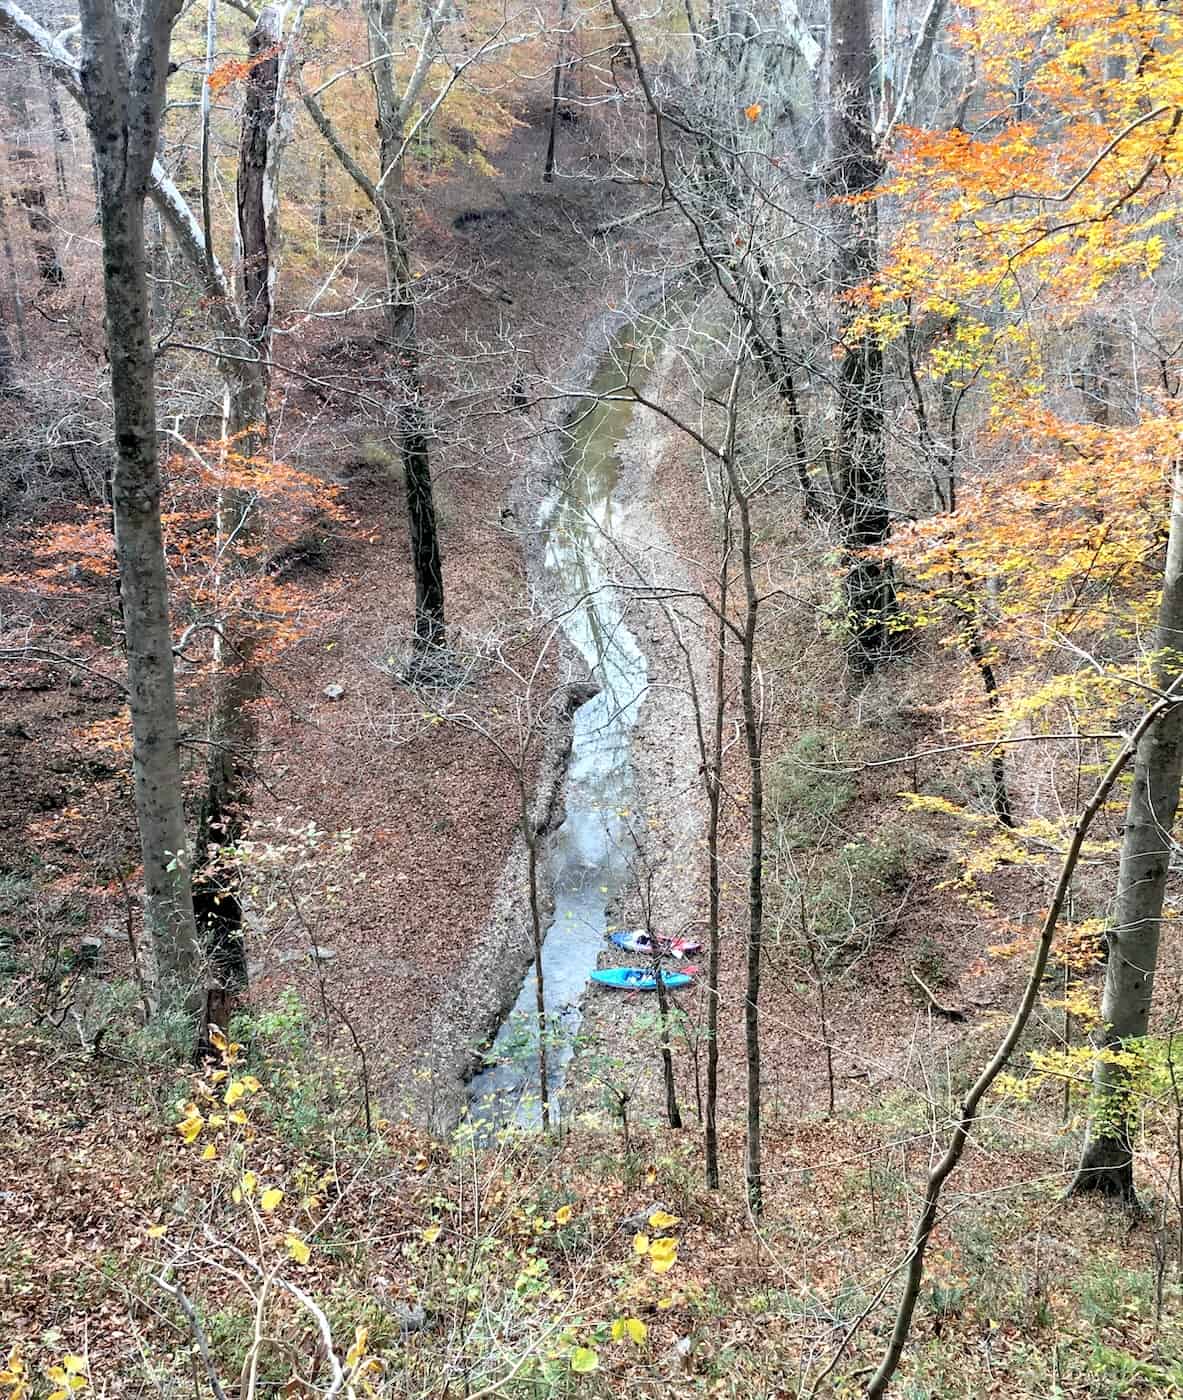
[466,324,657,1130]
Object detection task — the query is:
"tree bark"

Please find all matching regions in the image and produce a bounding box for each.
[5,72,65,287]
[195,4,287,1040]
[653,944,683,1130]
[825,0,899,667]
[40,61,70,200]
[0,165,28,360]
[301,0,448,660]
[1072,461,1183,1201]
[704,503,730,1189]
[736,482,764,1215]
[236,6,280,377]
[716,351,764,1216]
[78,0,199,1007]
[542,0,570,182]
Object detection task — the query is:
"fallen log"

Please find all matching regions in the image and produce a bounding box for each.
[910,969,967,1022]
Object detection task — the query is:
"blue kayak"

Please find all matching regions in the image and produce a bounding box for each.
[591,967,693,992]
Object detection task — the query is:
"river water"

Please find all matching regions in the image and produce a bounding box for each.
[465,324,659,1131]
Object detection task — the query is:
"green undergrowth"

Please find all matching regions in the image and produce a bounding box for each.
[2,990,1182,1398]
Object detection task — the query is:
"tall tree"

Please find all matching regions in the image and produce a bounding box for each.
[78,0,200,1005]
[194,2,290,1036]
[300,0,450,662]
[1073,461,1183,1200]
[824,0,898,666]
[542,0,570,183]
[4,70,65,286]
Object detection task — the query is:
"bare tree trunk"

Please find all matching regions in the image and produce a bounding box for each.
[198,0,216,270]
[653,946,683,1130]
[78,0,199,1009]
[736,482,764,1215]
[825,0,898,667]
[0,167,28,359]
[1072,461,1183,1201]
[714,351,764,1216]
[704,502,731,1188]
[301,0,448,662]
[956,592,1014,827]
[194,4,286,1040]
[6,72,65,287]
[542,0,570,183]
[40,62,69,200]
[236,6,279,382]
[375,177,446,661]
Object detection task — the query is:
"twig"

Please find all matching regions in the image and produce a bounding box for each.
[152,1274,228,1400]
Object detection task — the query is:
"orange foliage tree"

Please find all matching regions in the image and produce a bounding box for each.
[862,0,1183,1213]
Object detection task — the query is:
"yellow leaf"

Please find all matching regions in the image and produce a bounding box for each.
[147,1224,168,1239]
[421,1225,442,1244]
[240,1075,262,1093]
[633,1232,649,1256]
[240,1171,258,1196]
[286,1234,311,1265]
[210,1069,228,1084]
[345,1326,368,1369]
[228,1109,247,1125]
[224,1080,247,1107]
[569,1347,598,1374]
[176,1111,203,1144]
[648,1237,678,1274]
[208,1027,228,1052]
[611,1316,648,1344]
[555,1205,573,1226]
[200,1144,217,1161]
[647,1210,680,1229]
[261,1188,283,1213]
[744,102,762,122]
[63,1359,86,1375]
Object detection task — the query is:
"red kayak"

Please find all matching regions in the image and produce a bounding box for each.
[608,929,704,960]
